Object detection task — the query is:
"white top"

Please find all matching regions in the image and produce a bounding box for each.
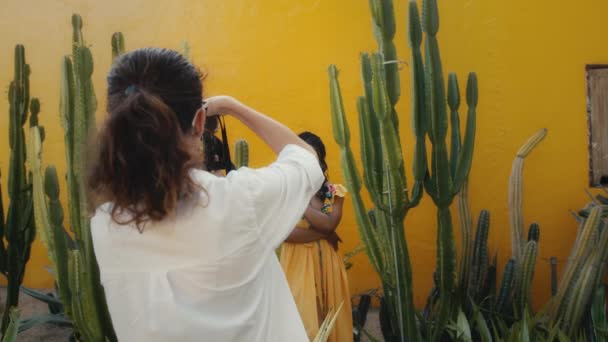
[92,145,324,342]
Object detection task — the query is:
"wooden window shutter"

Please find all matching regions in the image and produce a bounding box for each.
[587,65,608,187]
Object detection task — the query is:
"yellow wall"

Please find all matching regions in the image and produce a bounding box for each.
[1,0,607,308]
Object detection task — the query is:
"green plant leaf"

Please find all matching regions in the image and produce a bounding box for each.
[2,308,20,342]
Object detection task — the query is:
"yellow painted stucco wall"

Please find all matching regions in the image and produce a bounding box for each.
[1,0,607,309]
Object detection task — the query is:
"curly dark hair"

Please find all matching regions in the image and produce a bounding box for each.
[298,131,329,200]
[88,48,205,231]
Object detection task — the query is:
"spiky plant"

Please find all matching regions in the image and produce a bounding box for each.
[455,129,546,333]
[111,32,125,61]
[509,129,547,264]
[234,139,249,168]
[550,204,608,337]
[328,0,426,337]
[0,45,41,334]
[27,14,117,342]
[329,0,479,339]
[414,0,478,336]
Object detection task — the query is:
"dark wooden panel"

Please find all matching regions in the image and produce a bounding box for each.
[587,66,608,187]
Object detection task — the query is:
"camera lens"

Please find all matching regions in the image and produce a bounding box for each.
[205,116,219,131]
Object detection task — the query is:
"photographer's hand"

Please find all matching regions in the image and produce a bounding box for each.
[202,96,236,117]
[202,96,317,158]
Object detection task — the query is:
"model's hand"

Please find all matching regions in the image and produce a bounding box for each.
[325,232,341,251]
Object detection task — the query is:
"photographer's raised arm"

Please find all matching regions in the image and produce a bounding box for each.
[203,96,317,157]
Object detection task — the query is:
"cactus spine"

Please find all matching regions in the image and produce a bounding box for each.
[234,139,249,168]
[0,45,40,333]
[28,14,117,341]
[111,32,125,61]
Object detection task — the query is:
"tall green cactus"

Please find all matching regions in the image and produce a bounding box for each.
[234,139,249,168]
[27,15,117,342]
[412,0,478,335]
[0,45,40,334]
[330,0,479,339]
[330,64,420,341]
[454,113,474,304]
[329,0,434,338]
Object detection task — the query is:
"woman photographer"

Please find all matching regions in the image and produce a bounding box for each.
[89,48,323,341]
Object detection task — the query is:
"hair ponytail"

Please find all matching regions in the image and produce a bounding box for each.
[88,48,204,230]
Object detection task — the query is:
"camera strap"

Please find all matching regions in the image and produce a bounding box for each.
[218,116,235,174]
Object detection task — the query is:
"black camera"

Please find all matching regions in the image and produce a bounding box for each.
[205,115,219,132]
[202,116,234,174]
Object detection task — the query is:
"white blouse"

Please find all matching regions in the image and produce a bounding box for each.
[91,145,324,341]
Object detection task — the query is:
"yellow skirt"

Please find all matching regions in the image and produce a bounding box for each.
[280,235,353,341]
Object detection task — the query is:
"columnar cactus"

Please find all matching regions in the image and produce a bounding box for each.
[0,45,40,333]
[234,139,249,168]
[452,73,474,301]
[180,40,191,61]
[330,63,420,341]
[412,0,478,335]
[550,205,608,337]
[469,210,490,302]
[111,32,125,61]
[517,240,538,314]
[496,259,516,314]
[28,14,117,342]
[509,128,547,263]
[329,0,437,337]
[527,223,540,242]
[330,0,479,339]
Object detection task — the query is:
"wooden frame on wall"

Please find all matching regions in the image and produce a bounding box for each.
[586,64,608,187]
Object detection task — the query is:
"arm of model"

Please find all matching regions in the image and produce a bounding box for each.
[305,196,344,235]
